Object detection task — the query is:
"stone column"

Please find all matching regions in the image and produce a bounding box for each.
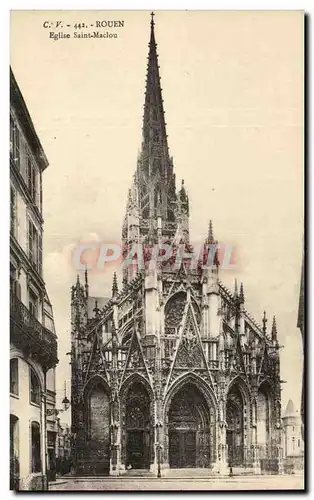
[251,397,261,474]
[212,398,229,475]
[109,394,121,476]
[275,422,284,475]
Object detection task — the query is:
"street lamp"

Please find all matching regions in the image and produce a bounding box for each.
[62,395,70,412]
[46,381,71,416]
[155,422,162,478]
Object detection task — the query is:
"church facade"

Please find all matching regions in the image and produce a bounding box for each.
[70,14,283,476]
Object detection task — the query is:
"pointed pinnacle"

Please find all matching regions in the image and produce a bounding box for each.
[84,266,89,298]
[208,220,214,243]
[93,299,100,318]
[85,265,88,284]
[239,282,245,304]
[112,271,118,297]
[234,278,238,298]
[76,274,80,286]
[262,311,268,334]
[272,315,278,342]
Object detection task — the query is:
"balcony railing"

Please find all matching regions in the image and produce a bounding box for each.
[10,292,58,364]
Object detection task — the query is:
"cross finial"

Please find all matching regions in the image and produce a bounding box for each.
[151,11,155,26]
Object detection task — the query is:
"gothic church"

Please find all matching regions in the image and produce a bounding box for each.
[70,14,282,476]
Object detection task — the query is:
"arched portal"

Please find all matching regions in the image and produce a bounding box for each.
[167,383,211,468]
[125,382,151,469]
[226,385,244,466]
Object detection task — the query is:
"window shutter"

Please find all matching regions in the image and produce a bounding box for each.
[38,232,43,275]
[27,156,31,192]
[26,219,30,258]
[10,116,14,159]
[15,282,21,300]
[15,127,20,170]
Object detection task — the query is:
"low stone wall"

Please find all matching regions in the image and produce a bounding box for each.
[260,459,279,474]
[19,473,48,491]
[283,456,304,474]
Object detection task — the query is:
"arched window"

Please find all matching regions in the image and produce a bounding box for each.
[31,422,41,473]
[165,292,186,335]
[30,368,41,405]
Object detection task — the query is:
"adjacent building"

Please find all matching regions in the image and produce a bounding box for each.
[282,400,304,473]
[297,252,304,439]
[55,419,72,476]
[10,68,58,490]
[70,15,282,477]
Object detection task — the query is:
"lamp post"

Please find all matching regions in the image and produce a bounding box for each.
[155,422,162,478]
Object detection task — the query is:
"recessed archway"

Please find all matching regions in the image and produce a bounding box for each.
[124,381,152,469]
[167,383,212,468]
[226,384,244,466]
[84,377,110,475]
[256,380,273,459]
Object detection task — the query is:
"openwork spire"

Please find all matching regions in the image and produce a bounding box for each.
[142,11,168,152]
[134,12,177,229]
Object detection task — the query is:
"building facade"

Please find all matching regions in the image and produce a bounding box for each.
[297,252,304,439]
[282,400,304,473]
[70,15,282,477]
[10,68,58,490]
[55,419,72,476]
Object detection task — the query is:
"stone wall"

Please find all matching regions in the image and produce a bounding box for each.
[19,473,47,491]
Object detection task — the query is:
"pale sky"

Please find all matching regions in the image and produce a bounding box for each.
[10,10,304,419]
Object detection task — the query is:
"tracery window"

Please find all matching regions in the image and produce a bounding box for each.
[165,292,186,335]
[126,404,145,429]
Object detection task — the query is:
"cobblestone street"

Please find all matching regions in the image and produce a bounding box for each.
[49,474,304,491]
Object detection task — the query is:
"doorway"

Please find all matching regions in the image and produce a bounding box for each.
[125,382,151,470]
[226,385,244,466]
[169,430,196,468]
[127,430,146,469]
[167,383,211,468]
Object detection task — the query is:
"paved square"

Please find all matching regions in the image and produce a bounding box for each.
[49,474,304,491]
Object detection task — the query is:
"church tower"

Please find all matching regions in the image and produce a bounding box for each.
[70,13,283,477]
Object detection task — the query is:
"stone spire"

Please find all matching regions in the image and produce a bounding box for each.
[135,12,177,233]
[142,12,168,154]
